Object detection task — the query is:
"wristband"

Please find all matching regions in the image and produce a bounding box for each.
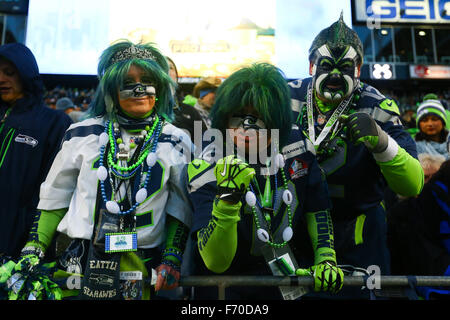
[20,245,45,260]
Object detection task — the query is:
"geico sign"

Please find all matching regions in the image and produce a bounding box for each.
[354,0,450,23]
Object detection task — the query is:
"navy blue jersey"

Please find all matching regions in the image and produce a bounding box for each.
[187,126,331,274]
[289,77,418,219]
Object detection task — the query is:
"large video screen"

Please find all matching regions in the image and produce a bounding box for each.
[25,0,351,80]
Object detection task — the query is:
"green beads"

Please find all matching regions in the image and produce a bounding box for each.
[249,166,293,249]
[107,116,160,172]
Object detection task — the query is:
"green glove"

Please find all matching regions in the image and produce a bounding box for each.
[214,155,256,203]
[296,261,344,294]
[340,113,388,153]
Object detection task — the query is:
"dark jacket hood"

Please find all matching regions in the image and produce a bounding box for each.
[0,43,44,98]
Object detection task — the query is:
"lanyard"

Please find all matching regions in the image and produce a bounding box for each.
[306,82,353,149]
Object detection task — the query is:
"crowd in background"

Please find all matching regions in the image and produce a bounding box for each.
[389,89,450,127]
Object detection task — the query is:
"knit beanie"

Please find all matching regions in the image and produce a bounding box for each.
[416,99,447,127]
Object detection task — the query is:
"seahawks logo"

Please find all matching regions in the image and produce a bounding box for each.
[15,134,38,147]
[242,116,266,130]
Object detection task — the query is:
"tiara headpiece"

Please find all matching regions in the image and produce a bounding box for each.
[110,45,157,65]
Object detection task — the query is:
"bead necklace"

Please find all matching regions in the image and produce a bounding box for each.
[107,114,160,172]
[97,115,162,215]
[245,154,293,248]
[109,122,160,181]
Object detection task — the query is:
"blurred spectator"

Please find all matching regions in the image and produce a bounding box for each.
[166,56,207,142]
[401,107,417,129]
[192,76,222,129]
[55,97,85,122]
[388,159,450,299]
[415,98,450,159]
[182,94,197,107]
[423,93,450,131]
[419,153,446,183]
[73,89,87,106]
[79,98,91,111]
[46,97,57,109]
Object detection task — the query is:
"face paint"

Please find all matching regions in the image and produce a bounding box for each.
[119,82,156,99]
[229,115,267,131]
[312,45,359,103]
[229,115,270,160]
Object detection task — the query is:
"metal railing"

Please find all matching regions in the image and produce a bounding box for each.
[178,275,450,300]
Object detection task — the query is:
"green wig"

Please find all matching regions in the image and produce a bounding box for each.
[309,12,363,65]
[210,62,292,148]
[88,39,175,121]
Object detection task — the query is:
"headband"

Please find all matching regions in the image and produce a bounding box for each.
[110,45,157,65]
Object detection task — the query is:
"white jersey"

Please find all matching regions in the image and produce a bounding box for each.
[38,116,193,249]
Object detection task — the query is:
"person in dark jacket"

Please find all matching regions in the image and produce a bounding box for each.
[0,43,72,259]
[166,56,207,149]
[388,159,450,299]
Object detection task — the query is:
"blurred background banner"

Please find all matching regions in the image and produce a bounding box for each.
[23,0,352,79]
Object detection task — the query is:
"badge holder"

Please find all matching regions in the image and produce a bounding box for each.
[260,244,308,300]
[105,233,137,253]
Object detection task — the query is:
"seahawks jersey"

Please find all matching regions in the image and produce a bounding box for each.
[187,126,331,273]
[37,116,193,249]
[289,77,418,219]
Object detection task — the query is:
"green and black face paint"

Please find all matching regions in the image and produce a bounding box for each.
[308,12,363,103]
[311,44,359,102]
[229,115,267,131]
[119,82,156,99]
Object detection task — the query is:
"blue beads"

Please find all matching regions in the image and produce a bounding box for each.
[98,119,162,216]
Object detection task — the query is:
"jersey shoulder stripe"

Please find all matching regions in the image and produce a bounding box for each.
[63,117,104,142]
[357,83,402,124]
